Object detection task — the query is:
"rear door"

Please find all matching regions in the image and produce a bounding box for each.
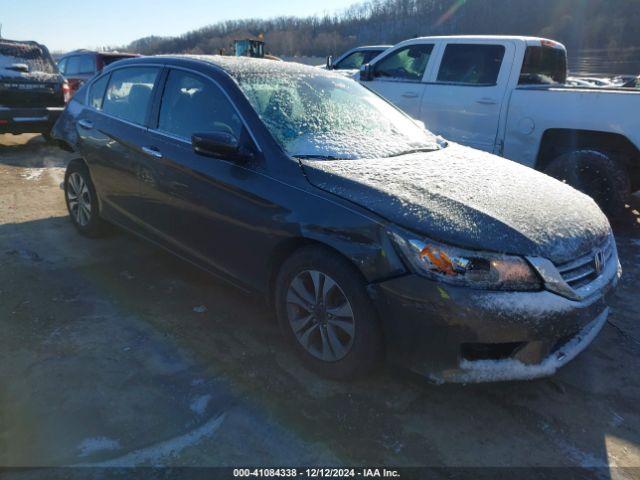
[419,40,514,152]
[75,65,162,227]
[364,42,436,119]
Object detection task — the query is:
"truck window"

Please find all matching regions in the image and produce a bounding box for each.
[57,58,67,75]
[437,44,505,85]
[78,55,96,75]
[373,44,434,81]
[518,46,567,85]
[65,56,80,75]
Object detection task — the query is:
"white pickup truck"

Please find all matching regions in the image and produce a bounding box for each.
[359,35,640,214]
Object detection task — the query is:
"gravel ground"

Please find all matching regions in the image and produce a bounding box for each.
[1,134,639,478]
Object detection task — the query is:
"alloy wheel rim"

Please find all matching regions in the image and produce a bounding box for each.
[286,270,355,362]
[67,172,92,227]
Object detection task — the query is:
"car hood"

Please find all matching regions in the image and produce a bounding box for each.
[300,143,610,264]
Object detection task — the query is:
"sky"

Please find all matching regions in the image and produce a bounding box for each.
[0,0,355,52]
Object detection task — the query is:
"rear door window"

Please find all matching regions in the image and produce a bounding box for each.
[437,44,505,85]
[157,69,242,140]
[373,44,434,81]
[102,67,159,125]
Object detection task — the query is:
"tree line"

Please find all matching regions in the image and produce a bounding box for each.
[124,0,640,57]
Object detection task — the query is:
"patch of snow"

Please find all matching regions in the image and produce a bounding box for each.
[19,168,44,181]
[190,394,212,416]
[77,437,121,457]
[472,291,576,318]
[193,305,208,313]
[80,413,226,467]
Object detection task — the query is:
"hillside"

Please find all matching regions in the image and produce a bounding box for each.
[124,0,640,57]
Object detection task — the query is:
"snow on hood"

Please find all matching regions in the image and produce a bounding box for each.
[300,143,610,264]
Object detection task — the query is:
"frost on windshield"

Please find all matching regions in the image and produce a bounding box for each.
[232,62,437,159]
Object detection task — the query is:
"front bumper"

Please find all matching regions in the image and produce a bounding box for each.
[0,107,64,134]
[369,259,620,383]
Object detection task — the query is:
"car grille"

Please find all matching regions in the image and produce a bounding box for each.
[555,236,614,290]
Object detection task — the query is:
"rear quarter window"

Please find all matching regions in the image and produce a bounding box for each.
[89,74,110,109]
[518,46,567,85]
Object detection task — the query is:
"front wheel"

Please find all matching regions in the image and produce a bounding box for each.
[274,246,383,380]
[64,161,107,237]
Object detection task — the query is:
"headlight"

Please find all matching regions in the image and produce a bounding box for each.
[390,232,542,291]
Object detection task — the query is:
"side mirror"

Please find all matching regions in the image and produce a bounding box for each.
[192,131,252,162]
[360,63,374,81]
[326,55,333,69]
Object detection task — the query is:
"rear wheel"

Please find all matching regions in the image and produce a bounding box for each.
[64,161,107,237]
[544,149,630,217]
[274,246,382,379]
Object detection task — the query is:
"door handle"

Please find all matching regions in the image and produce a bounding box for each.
[77,119,93,129]
[401,92,419,98]
[476,98,497,105]
[142,146,163,158]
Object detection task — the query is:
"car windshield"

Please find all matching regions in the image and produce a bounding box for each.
[235,71,439,159]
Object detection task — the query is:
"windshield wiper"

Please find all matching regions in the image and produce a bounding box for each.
[385,147,440,158]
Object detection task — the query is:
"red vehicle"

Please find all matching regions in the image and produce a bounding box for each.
[57,50,139,95]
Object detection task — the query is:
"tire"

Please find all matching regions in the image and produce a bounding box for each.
[544,149,631,217]
[274,245,383,380]
[64,160,107,237]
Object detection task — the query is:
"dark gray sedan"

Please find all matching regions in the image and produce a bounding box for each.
[52,55,621,382]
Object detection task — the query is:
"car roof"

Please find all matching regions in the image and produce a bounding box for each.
[107,54,341,79]
[397,35,565,49]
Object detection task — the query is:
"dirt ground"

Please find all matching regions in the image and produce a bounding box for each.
[1,134,639,477]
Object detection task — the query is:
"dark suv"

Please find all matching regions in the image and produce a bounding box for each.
[57,50,139,96]
[0,39,68,137]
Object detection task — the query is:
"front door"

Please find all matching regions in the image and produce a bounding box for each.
[364,43,435,119]
[135,68,261,281]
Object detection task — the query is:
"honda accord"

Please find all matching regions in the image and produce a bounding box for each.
[52,56,621,382]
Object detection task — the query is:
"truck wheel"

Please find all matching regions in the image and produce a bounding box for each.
[64,160,108,237]
[274,245,383,380]
[544,150,630,216]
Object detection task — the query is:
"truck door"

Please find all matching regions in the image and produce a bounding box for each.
[364,43,436,119]
[419,41,514,153]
